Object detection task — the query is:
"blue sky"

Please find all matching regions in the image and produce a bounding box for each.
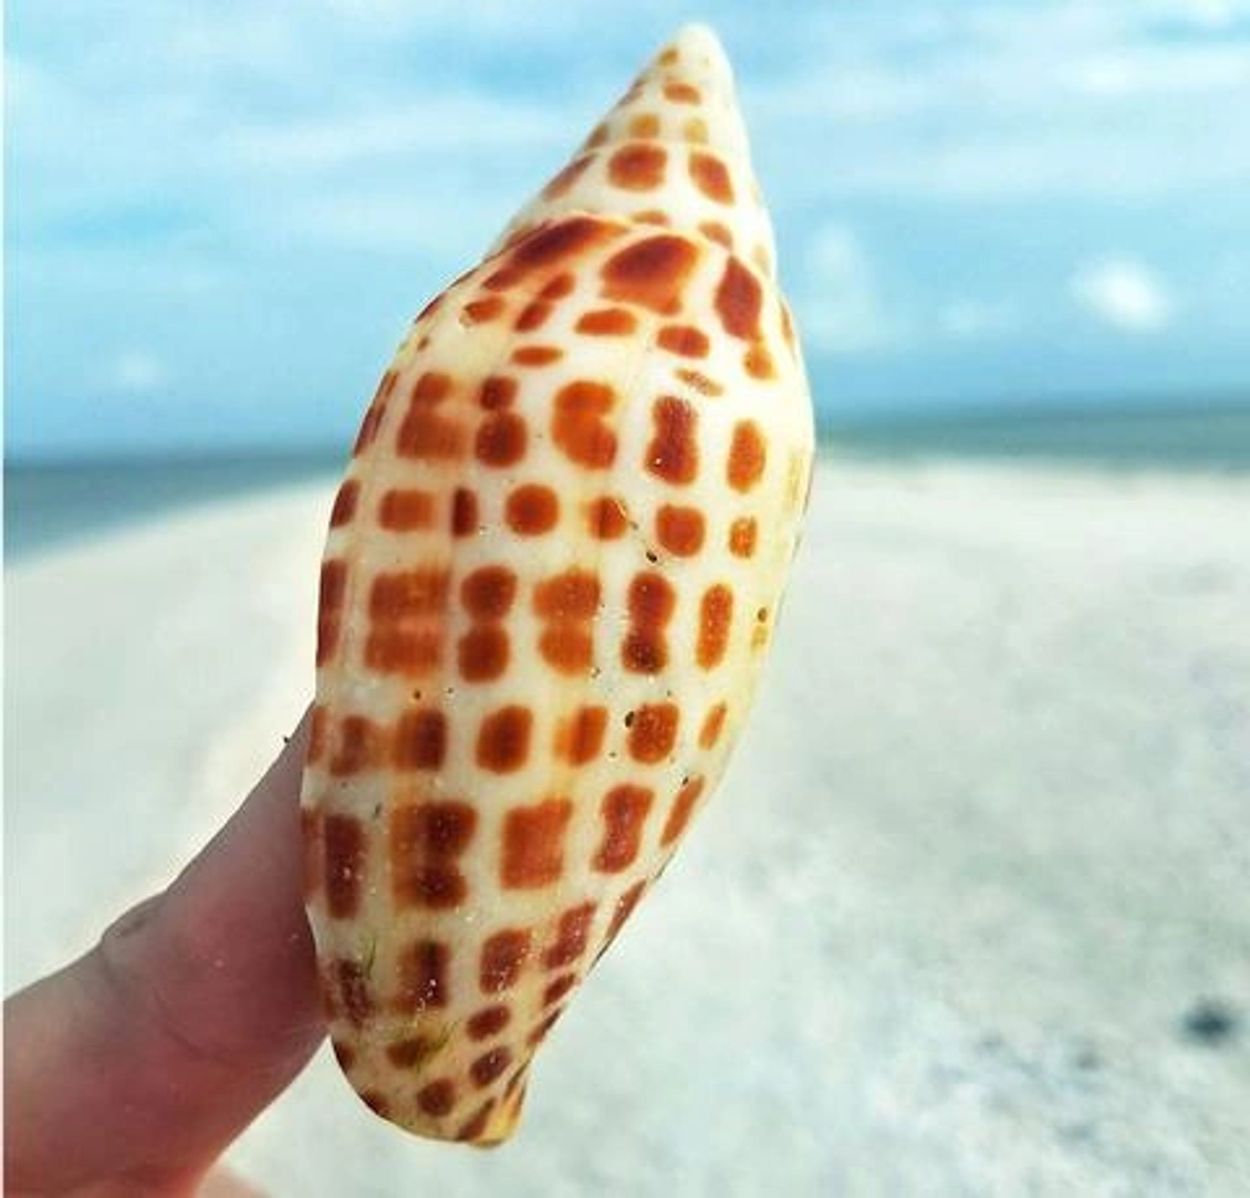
[7,0,1250,458]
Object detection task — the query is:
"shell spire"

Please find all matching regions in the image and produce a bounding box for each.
[302,22,813,1148]
[497,24,777,282]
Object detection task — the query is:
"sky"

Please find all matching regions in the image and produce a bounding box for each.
[7,0,1250,458]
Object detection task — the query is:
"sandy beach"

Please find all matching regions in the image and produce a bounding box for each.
[6,457,1249,1196]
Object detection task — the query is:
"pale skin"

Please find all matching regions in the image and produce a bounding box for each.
[4,712,323,1197]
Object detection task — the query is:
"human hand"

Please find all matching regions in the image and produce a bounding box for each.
[4,711,324,1197]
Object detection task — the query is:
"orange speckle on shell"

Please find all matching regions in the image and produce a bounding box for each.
[627,702,679,763]
[675,368,724,397]
[462,295,505,324]
[552,381,618,469]
[727,420,767,491]
[661,776,706,846]
[744,341,776,379]
[664,81,701,104]
[628,112,661,138]
[576,307,637,336]
[608,143,668,191]
[657,324,710,358]
[601,234,699,315]
[645,396,699,485]
[699,702,729,748]
[728,515,758,557]
[511,345,563,367]
[555,705,608,765]
[697,585,734,669]
[689,151,734,204]
[585,495,630,539]
[655,504,706,556]
[698,220,734,250]
[714,257,763,340]
[475,410,527,468]
[505,484,559,535]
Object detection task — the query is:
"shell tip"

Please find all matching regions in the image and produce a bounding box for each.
[659,22,734,86]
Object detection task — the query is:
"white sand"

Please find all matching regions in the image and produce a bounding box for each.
[6,459,1249,1196]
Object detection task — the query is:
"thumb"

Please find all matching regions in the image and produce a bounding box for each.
[4,711,325,1197]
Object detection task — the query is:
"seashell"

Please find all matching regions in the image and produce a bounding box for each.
[300,22,814,1145]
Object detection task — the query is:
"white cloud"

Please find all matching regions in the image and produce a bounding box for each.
[795,227,898,354]
[102,350,168,394]
[1070,258,1172,332]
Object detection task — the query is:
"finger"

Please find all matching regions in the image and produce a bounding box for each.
[4,709,325,1197]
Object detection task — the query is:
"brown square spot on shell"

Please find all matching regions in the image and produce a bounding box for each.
[323,813,366,919]
[317,559,348,666]
[501,798,573,889]
[451,488,479,537]
[544,972,578,1007]
[657,324,709,358]
[369,569,449,621]
[470,1046,513,1089]
[585,495,630,539]
[461,565,518,617]
[645,396,699,485]
[476,705,533,773]
[728,516,757,558]
[601,234,698,316]
[416,1078,457,1117]
[543,902,598,968]
[697,584,734,670]
[392,708,447,770]
[575,308,637,336]
[480,928,533,993]
[505,484,559,535]
[554,705,608,765]
[379,488,436,531]
[605,879,648,947]
[714,257,763,341]
[330,959,375,1027]
[330,480,360,527]
[727,420,767,492]
[661,776,706,846]
[627,703,679,764]
[593,785,654,873]
[655,504,705,556]
[552,381,618,469]
[467,1004,512,1041]
[396,939,451,1013]
[608,143,667,191]
[329,715,381,776]
[689,150,734,204]
[390,801,477,911]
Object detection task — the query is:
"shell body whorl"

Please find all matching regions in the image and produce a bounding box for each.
[301,24,814,1145]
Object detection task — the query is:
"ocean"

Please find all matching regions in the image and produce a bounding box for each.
[6,403,1249,564]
